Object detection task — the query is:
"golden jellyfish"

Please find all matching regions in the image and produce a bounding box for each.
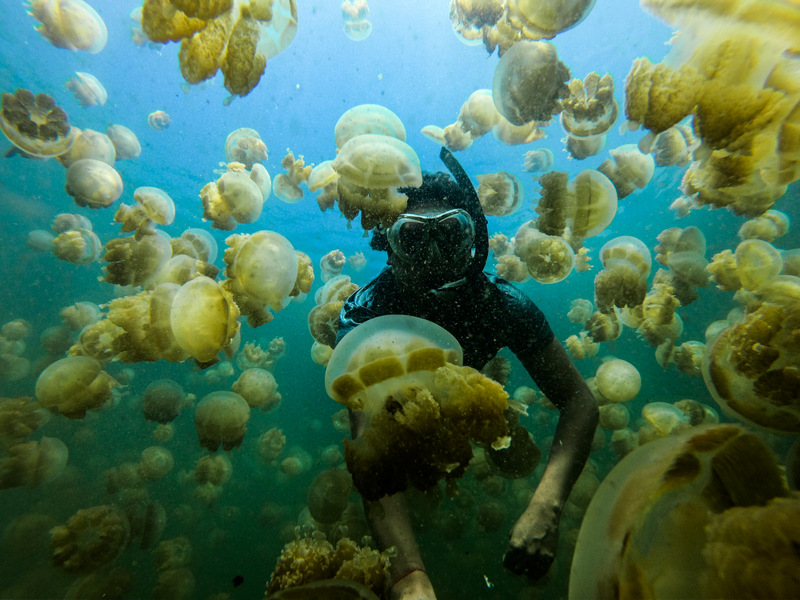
[738,209,790,242]
[334,133,422,188]
[170,276,240,363]
[566,331,599,360]
[560,72,618,138]
[35,356,118,419]
[222,230,299,327]
[320,249,346,283]
[0,437,68,489]
[655,226,710,288]
[281,448,312,477]
[492,40,570,126]
[458,89,501,139]
[57,128,116,167]
[27,229,55,252]
[52,227,102,265]
[334,104,407,150]
[651,123,696,167]
[103,231,172,287]
[27,0,108,53]
[272,150,312,203]
[194,391,251,452]
[595,358,641,403]
[494,118,547,145]
[341,0,372,41]
[569,425,796,600]
[523,147,554,172]
[143,379,184,424]
[564,133,606,160]
[505,0,597,41]
[735,239,783,292]
[449,0,504,46]
[0,89,75,157]
[568,298,593,324]
[51,505,130,574]
[514,221,575,284]
[148,110,170,131]
[477,171,524,216]
[172,227,218,263]
[65,72,107,107]
[308,160,341,211]
[594,236,652,312]
[257,428,286,464]
[307,468,353,524]
[65,158,123,209]
[224,127,267,169]
[201,162,265,229]
[598,403,630,431]
[115,186,176,233]
[309,274,360,348]
[138,446,174,481]
[639,401,691,442]
[598,144,655,199]
[232,368,281,411]
[325,315,508,500]
[107,124,141,160]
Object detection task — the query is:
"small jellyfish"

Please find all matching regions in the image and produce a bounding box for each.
[224,127,267,169]
[65,72,107,107]
[477,171,524,216]
[195,391,251,452]
[27,0,108,53]
[65,158,123,209]
[598,144,655,199]
[57,128,116,167]
[341,0,372,41]
[52,227,102,264]
[272,151,312,203]
[523,148,554,172]
[347,251,367,272]
[514,222,574,284]
[595,359,641,403]
[148,111,171,131]
[308,160,340,211]
[0,89,75,157]
[201,163,265,229]
[107,125,141,160]
[320,250,346,283]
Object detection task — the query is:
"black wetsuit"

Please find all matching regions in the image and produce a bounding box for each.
[337,268,555,369]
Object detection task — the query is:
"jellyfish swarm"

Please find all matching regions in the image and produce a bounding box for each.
[341,0,372,41]
[325,315,509,500]
[0,89,75,158]
[27,0,108,53]
[569,425,797,599]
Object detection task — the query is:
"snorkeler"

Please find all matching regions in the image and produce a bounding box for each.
[335,148,599,600]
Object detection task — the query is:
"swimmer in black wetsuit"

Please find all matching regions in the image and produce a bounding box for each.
[336,149,598,600]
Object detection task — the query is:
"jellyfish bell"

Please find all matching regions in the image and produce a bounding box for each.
[27,0,108,53]
[142,379,184,424]
[224,127,268,169]
[600,236,653,278]
[514,223,575,284]
[307,468,353,524]
[107,125,141,160]
[65,158,123,209]
[57,128,116,167]
[334,104,407,149]
[194,391,251,452]
[506,0,598,40]
[0,89,76,158]
[595,358,641,403]
[65,72,107,107]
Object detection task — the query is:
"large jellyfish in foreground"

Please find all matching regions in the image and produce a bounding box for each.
[1,89,75,157]
[27,0,108,53]
[569,424,798,599]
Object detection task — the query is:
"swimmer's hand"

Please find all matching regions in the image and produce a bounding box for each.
[503,499,560,580]
[391,569,437,600]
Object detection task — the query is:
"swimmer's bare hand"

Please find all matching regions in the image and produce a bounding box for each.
[391,569,437,600]
[503,499,560,580]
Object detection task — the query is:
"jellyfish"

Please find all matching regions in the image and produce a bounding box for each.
[65,158,123,209]
[334,104,407,150]
[65,72,107,107]
[51,505,130,574]
[142,379,184,424]
[27,0,108,53]
[171,228,218,263]
[598,144,655,199]
[148,110,171,131]
[52,227,102,264]
[566,332,599,360]
[505,0,597,41]
[257,428,286,464]
[308,160,341,211]
[138,446,174,481]
[569,425,794,599]
[341,0,372,41]
[57,128,117,167]
[595,359,641,403]
[222,230,299,327]
[272,150,312,203]
[593,236,652,313]
[35,356,118,419]
[598,403,630,431]
[320,250,347,283]
[307,468,353,524]
[201,162,265,229]
[194,391,250,452]
[492,41,570,126]
[232,368,281,411]
[115,186,176,233]
[107,124,141,160]
[738,210,790,242]
[523,148,554,172]
[224,127,267,169]
[0,89,75,157]
[449,0,503,46]
[477,171,524,216]
[309,275,360,348]
[103,231,172,286]
[493,114,547,145]
[514,221,575,284]
[326,315,509,500]
[0,437,68,489]
[651,124,696,167]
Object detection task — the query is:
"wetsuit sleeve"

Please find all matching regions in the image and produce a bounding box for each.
[336,283,381,346]
[498,280,555,356]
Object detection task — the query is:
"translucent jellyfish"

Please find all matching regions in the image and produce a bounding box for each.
[307,468,353,524]
[0,89,75,157]
[334,104,407,149]
[272,150,312,203]
[505,0,597,40]
[27,0,108,53]
[35,356,118,419]
[336,133,423,189]
[492,41,570,126]
[194,391,251,452]
[142,379,184,424]
[569,425,794,600]
[493,115,546,145]
[107,124,141,160]
[514,222,574,284]
[326,315,509,500]
[341,0,372,41]
[308,160,341,211]
[309,274,359,348]
[320,249,346,283]
[138,446,174,481]
[148,110,171,131]
[523,148,554,172]
[595,359,641,403]
[568,298,593,324]
[566,331,599,360]
[57,128,117,167]
[449,0,503,46]
[222,230,299,327]
[224,127,267,169]
[598,144,655,199]
[735,239,784,292]
[65,158,123,209]
[65,72,107,107]
[0,437,68,489]
[103,232,172,286]
[51,505,130,574]
[115,186,176,232]
[564,133,606,160]
[477,171,524,216]
[651,124,696,167]
[232,368,281,411]
[640,401,691,440]
[52,227,102,264]
[257,428,286,464]
[27,229,55,251]
[598,403,630,431]
[458,89,502,139]
[560,72,617,137]
[201,162,265,229]
[281,448,312,477]
[738,210,790,242]
[170,276,240,363]
[171,228,218,263]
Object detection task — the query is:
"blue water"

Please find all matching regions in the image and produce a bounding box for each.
[0,1,798,599]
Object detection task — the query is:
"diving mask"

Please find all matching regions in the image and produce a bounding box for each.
[387,208,475,264]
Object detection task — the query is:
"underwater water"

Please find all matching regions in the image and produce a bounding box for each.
[0,1,799,599]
